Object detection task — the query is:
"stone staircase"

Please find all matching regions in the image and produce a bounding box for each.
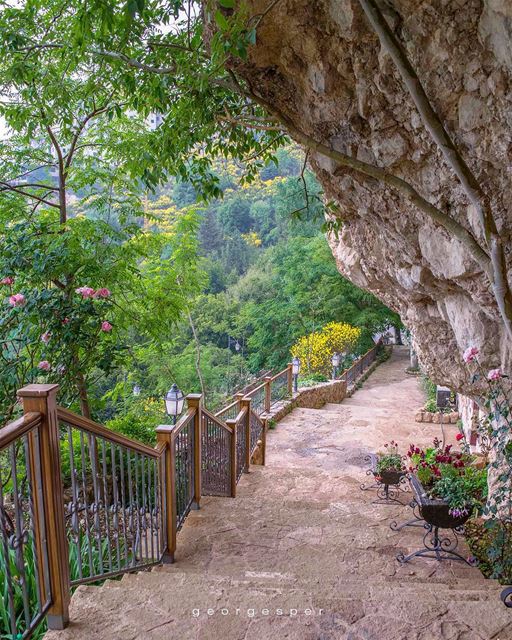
[46,347,509,640]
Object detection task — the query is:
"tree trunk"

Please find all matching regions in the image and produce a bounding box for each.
[75,368,91,419]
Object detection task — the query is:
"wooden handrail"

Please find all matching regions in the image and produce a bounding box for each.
[0,411,42,449]
[270,366,290,382]
[202,406,234,433]
[234,407,247,424]
[56,406,160,459]
[214,399,239,419]
[172,407,195,437]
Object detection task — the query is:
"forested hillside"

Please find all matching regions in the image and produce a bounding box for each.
[105,146,398,437]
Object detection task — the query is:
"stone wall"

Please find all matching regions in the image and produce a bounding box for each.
[458,393,485,451]
[267,378,347,424]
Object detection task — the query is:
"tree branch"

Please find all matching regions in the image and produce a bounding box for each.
[0,182,59,192]
[44,121,67,223]
[90,49,177,75]
[0,182,59,208]
[65,105,109,169]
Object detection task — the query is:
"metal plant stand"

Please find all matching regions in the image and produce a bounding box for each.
[360,454,409,505]
[397,524,473,565]
[390,499,425,531]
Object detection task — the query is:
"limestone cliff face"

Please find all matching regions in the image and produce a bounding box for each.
[237,0,512,393]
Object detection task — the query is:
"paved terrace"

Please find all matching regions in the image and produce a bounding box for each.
[47,347,507,640]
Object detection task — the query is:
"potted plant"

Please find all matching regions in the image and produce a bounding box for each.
[407,439,487,529]
[372,440,405,486]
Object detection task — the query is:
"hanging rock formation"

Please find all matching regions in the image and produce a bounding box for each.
[236,0,512,393]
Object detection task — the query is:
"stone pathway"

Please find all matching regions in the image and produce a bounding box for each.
[47,347,508,640]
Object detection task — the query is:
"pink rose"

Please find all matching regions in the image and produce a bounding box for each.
[463,346,479,363]
[41,331,51,344]
[94,288,111,299]
[8,293,25,307]
[1,276,14,286]
[38,360,51,371]
[62,317,70,325]
[101,321,113,332]
[75,286,96,299]
[487,368,502,381]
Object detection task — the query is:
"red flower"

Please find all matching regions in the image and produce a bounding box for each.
[456,433,464,441]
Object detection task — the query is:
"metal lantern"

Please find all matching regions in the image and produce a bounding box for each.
[133,384,141,397]
[165,383,185,425]
[292,357,300,393]
[331,352,341,379]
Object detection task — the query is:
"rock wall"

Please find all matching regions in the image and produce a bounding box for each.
[267,378,348,424]
[237,0,512,395]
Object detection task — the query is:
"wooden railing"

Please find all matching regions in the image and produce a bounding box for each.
[0,347,380,637]
[342,343,379,387]
[0,386,269,638]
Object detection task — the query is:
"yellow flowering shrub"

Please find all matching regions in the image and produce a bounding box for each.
[291,322,361,376]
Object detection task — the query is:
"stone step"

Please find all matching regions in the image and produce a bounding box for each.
[52,575,508,640]
[113,566,499,594]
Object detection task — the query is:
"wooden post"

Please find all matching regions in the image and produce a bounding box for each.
[18,384,70,630]
[156,424,177,563]
[226,418,237,497]
[186,394,202,510]
[264,376,272,413]
[241,397,251,472]
[234,392,244,410]
[287,364,293,395]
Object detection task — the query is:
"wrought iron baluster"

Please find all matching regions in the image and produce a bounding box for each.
[87,434,104,575]
[78,430,95,576]
[67,425,83,581]
[1,448,19,637]
[152,458,160,558]
[100,439,113,574]
[23,435,43,625]
[118,445,129,569]
[10,441,32,629]
[133,452,142,564]
[141,455,149,563]
[110,442,122,572]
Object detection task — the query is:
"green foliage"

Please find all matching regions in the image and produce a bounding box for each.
[432,467,487,515]
[0,206,203,422]
[422,376,437,403]
[376,441,403,473]
[298,373,328,388]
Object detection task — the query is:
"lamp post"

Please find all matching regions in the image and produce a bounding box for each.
[331,352,341,380]
[164,383,185,425]
[292,357,300,393]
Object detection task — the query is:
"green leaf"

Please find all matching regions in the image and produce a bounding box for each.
[218,0,235,7]
[214,10,230,31]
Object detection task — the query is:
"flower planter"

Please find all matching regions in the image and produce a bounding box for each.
[360,453,408,505]
[369,453,405,485]
[410,474,472,529]
[397,474,475,565]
